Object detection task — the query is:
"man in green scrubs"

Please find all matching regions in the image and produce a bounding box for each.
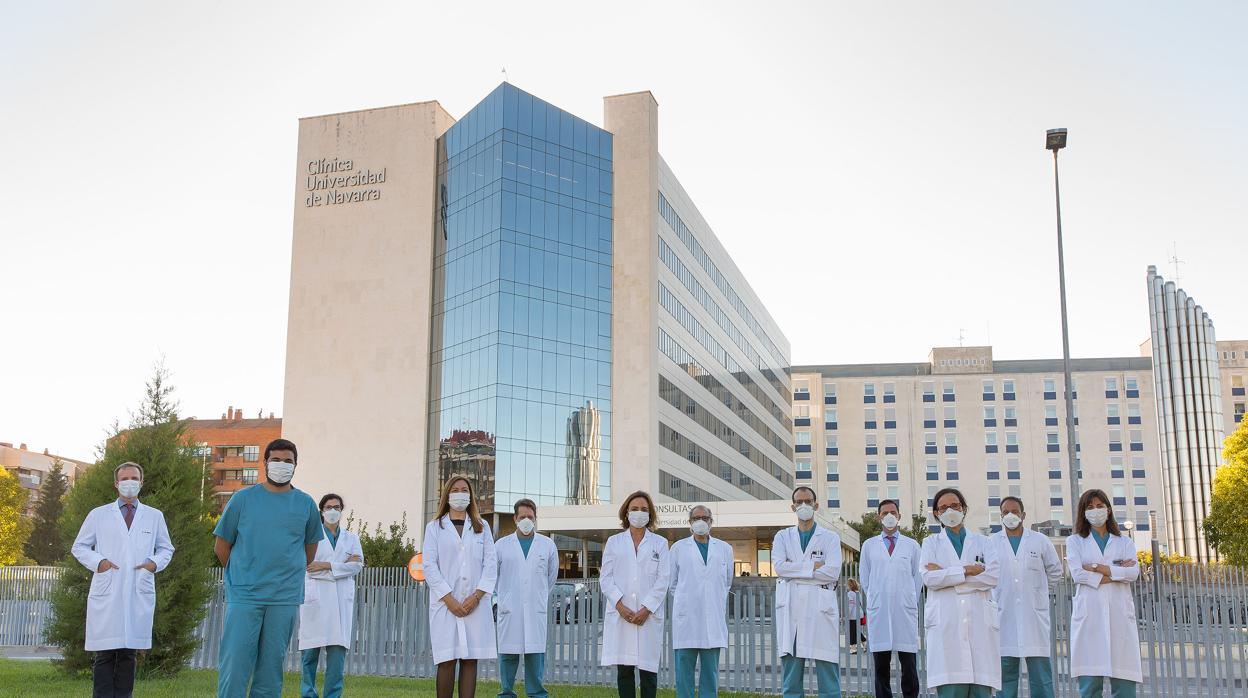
[213,438,322,697]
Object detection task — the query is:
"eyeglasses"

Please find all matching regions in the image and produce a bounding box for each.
[934,502,964,513]
[323,505,343,512]
[690,515,712,522]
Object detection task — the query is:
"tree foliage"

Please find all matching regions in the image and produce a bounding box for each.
[1204,418,1248,565]
[346,511,416,567]
[24,459,70,565]
[908,510,933,544]
[846,511,882,542]
[0,469,33,565]
[46,364,216,676]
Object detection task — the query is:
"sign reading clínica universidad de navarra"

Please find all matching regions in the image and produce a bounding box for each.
[304,157,387,207]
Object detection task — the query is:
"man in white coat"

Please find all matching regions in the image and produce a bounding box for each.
[859,499,921,698]
[670,505,733,698]
[495,498,559,698]
[991,496,1062,698]
[299,493,365,698]
[71,461,175,698]
[773,486,842,698]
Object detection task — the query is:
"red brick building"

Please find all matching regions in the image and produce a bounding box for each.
[185,406,282,509]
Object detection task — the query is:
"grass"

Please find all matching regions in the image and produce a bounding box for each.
[0,659,801,697]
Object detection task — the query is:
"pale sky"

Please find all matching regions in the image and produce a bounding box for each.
[3,1,1245,461]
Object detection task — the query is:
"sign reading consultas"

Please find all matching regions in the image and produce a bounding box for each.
[304,157,387,207]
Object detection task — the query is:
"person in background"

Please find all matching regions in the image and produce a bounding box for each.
[670,505,733,698]
[214,439,322,698]
[1066,489,1142,698]
[991,496,1062,698]
[298,493,364,698]
[920,487,1001,698]
[423,476,498,698]
[846,578,864,654]
[859,499,922,698]
[71,461,175,698]
[494,498,559,698]
[773,486,843,698]
[601,491,671,698]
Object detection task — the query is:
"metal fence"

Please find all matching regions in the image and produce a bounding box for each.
[3,560,1247,697]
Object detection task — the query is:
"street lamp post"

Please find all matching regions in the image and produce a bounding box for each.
[1046,127,1081,524]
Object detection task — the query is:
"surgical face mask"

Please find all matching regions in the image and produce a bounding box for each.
[938,508,965,528]
[1085,507,1109,527]
[1002,512,1023,530]
[690,520,711,536]
[795,504,815,522]
[266,461,295,484]
[628,511,650,528]
[322,509,342,525]
[117,480,141,499]
[516,518,536,535]
[448,492,471,512]
[880,513,899,531]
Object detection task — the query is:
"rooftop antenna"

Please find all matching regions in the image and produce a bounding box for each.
[957,328,966,347]
[501,67,509,84]
[1168,242,1185,286]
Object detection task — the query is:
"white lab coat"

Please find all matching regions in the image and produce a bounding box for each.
[495,532,559,655]
[1065,532,1143,683]
[600,529,671,672]
[772,525,842,663]
[423,516,498,664]
[71,500,175,651]
[859,532,923,653]
[920,528,1001,689]
[991,528,1063,657]
[298,526,364,651]
[670,535,733,650]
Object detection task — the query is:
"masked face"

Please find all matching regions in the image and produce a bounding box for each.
[516,517,536,535]
[795,504,815,522]
[880,513,899,531]
[690,519,711,536]
[628,510,650,529]
[448,492,471,512]
[266,460,295,485]
[117,479,142,499]
[322,508,342,525]
[938,508,965,528]
[1002,512,1023,530]
[1085,507,1109,527]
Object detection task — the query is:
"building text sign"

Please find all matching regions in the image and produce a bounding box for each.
[304,157,387,207]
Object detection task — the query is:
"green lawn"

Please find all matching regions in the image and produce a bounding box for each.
[0,659,794,697]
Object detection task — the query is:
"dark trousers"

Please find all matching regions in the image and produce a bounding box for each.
[93,648,137,698]
[617,664,658,698]
[872,650,918,698]
[848,620,859,645]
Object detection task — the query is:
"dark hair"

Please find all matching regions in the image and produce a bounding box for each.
[1075,488,1120,537]
[264,438,298,464]
[514,498,537,517]
[435,475,484,534]
[618,491,657,531]
[877,499,900,514]
[113,461,144,482]
[791,486,817,503]
[319,493,343,510]
[932,487,968,526]
[1000,496,1025,512]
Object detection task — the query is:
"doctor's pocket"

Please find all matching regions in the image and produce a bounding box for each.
[89,570,114,598]
[138,569,156,596]
[303,577,320,604]
[923,599,940,629]
[985,599,1001,631]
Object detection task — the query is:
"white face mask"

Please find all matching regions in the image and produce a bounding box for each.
[267,461,295,484]
[516,518,536,535]
[322,509,342,525]
[1002,512,1023,530]
[628,511,650,528]
[795,504,815,522]
[690,520,711,536]
[880,513,899,531]
[1085,507,1109,527]
[448,492,471,512]
[938,508,965,528]
[117,480,141,499]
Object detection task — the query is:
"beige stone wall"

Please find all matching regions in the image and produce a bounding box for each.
[1217,339,1248,437]
[283,102,454,543]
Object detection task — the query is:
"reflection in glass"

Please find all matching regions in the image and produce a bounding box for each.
[565,401,600,504]
[438,430,497,514]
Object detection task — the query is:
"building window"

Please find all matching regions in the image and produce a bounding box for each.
[1004,406,1018,427]
[1134,483,1148,505]
[1105,377,1119,398]
[1050,508,1065,525]
[864,382,876,403]
[985,432,999,453]
[1130,455,1145,478]
[826,434,838,455]
[796,458,812,472]
[1125,376,1140,397]
[885,433,898,454]
[922,381,936,402]
[884,407,897,430]
[1127,403,1141,424]
[1009,484,1022,497]
[943,381,956,402]
[944,433,958,454]
[867,486,879,508]
[926,458,939,480]
[925,432,937,454]
[946,458,959,480]
[887,485,900,502]
[1129,429,1144,451]
[826,459,839,476]
[943,405,956,428]
[796,431,812,453]
[242,445,260,462]
[1109,429,1122,452]
[823,381,838,404]
[1050,483,1063,506]
[241,468,258,484]
[794,379,810,400]
[795,405,811,426]
[866,434,878,455]
[1112,483,1127,505]
[883,382,896,403]
[983,406,997,427]
[982,379,995,400]
[1002,379,1016,400]
[1233,375,1245,397]
[1046,431,1060,453]
[1043,378,1057,399]
[826,485,840,507]
[924,405,937,428]
[1106,403,1120,425]
[825,408,838,429]
[1006,431,1019,453]
[864,407,877,430]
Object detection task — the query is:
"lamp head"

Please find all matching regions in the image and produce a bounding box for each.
[1046,128,1068,152]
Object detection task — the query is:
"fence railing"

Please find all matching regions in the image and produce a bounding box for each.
[2,561,1246,697]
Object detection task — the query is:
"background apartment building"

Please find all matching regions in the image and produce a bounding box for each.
[792,346,1167,551]
[0,442,89,517]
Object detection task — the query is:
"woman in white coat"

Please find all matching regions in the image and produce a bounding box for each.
[920,487,1001,698]
[424,476,498,698]
[600,490,671,698]
[299,493,364,698]
[1065,489,1142,698]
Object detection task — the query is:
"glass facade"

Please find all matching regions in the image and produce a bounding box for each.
[427,84,613,514]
